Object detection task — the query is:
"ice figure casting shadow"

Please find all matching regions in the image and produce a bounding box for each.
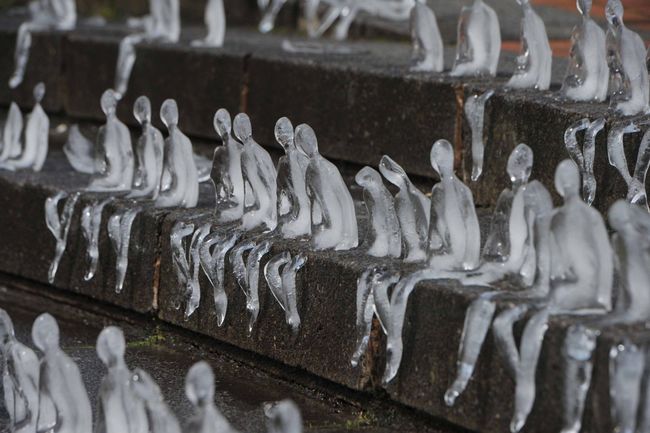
[264,399,304,433]
[264,252,308,334]
[45,191,80,284]
[191,0,226,47]
[0,102,24,163]
[32,313,92,433]
[506,0,552,90]
[9,0,76,88]
[184,362,238,433]
[560,0,609,102]
[465,89,494,181]
[297,124,358,251]
[605,0,649,116]
[131,369,182,433]
[607,121,650,210]
[410,0,443,72]
[450,0,501,77]
[564,117,606,206]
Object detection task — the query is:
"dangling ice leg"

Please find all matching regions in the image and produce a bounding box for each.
[184,224,211,319]
[582,119,605,205]
[230,241,256,295]
[264,252,291,312]
[465,90,495,181]
[45,192,80,284]
[114,34,145,98]
[9,22,47,89]
[81,197,113,281]
[259,0,287,33]
[244,240,272,333]
[170,221,195,310]
[609,342,646,433]
[352,267,378,367]
[492,304,530,378]
[281,253,307,334]
[110,207,142,293]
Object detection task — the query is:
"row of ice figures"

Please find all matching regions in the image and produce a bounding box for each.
[0,310,303,433]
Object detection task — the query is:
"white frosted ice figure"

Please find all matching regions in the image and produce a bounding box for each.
[355,166,401,258]
[564,117,606,205]
[64,125,96,174]
[506,0,552,90]
[609,343,646,433]
[108,207,141,293]
[45,191,80,284]
[607,122,650,210]
[379,155,430,263]
[275,117,311,239]
[234,113,278,232]
[0,103,24,163]
[156,99,199,209]
[264,399,303,433]
[0,309,39,433]
[96,327,148,433]
[211,109,245,223]
[297,124,358,251]
[450,0,501,77]
[130,369,182,433]
[32,313,92,433]
[409,0,443,72]
[264,252,307,334]
[192,0,226,47]
[130,96,164,199]
[80,198,114,281]
[605,0,650,116]
[560,0,608,102]
[185,362,238,433]
[465,90,494,181]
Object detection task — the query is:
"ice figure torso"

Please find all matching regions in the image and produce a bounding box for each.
[410,0,443,72]
[451,0,501,77]
[192,0,225,47]
[211,109,245,223]
[149,0,180,40]
[130,122,164,198]
[131,369,182,433]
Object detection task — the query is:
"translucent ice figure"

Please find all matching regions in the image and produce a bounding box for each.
[297,124,358,251]
[0,103,24,163]
[275,117,311,239]
[64,125,96,174]
[45,191,80,284]
[560,0,609,102]
[156,99,199,209]
[564,117,606,205]
[131,369,182,433]
[265,252,307,334]
[0,309,39,433]
[606,0,650,116]
[231,240,272,333]
[234,113,278,232]
[32,313,92,433]
[264,399,303,433]
[450,0,501,77]
[506,0,552,90]
[607,121,650,210]
[609,343,646,433]
[355,166,401,258]
[88,90,134,192]
[96,327,148,433]
[130,96,164,199]
[465,90,494,181]
[191,0,225,47]
[410,0,443,72]
[108,207,141,293]
[379,155,430,262]
[80,198,114,281]
[185,361,238,433]
[170,221,198,316]
[211,109,245,223]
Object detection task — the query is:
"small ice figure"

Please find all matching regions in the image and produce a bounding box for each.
[0,309,39,433]
[96,327,148,433]
[191,0,226,47]
[108,207,141,293]
[211,109,245,223]
[560,0,609,102]
[465,90,494,181]
[607,121,650,210]
[275,117,311,239]
[450,0,501,77]
[296,124,358,251]
[156,99,199,209]
[0,102,24,163]
[63,125,96,174]
[379,155,430,263]
[355,166,401,258]
[130,96,165,199]
[234,113,278,232]
[264,399,303,433]
[45,191,80,284]
[185,361,238,433]
[131,369,182,433]
[564,117,606,205]
[32,313,92,433]
[506,0,552,91]
[410,0,443,72]
[605,0,650,116]
[80,198,114,281]
[264,252,307,334]
[609,342,646,433]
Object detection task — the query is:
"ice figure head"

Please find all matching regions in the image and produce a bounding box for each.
[96,326,126,368]
[185,361,215,407]
[379,155,408,188]
[605,0,624,27]
[161,99,179,129]
[295,124,319,158]
[555,159,581,200]
[507,143,533,188]
[430,139,455,178]
[355,166,383,189]
[131,368,162,402]
[133,95,152,125]
[33,82,45,103]
[233,113,253,142]
[264,399,303,433]
[275,117,295,151]
[213,108,232,141]
[608,199,632,232]
[32,313,60,353]
[577,0,592,16]
[101,89,119,117]
[0,309,15,349]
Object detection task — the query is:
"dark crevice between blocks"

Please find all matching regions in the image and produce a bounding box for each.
[240,52,252,114]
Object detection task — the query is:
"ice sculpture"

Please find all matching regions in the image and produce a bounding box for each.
[185,361,237,433]
[108,207,141,293]
[170,221,199,317]
[609,342,645,433]
[9,0,76,89]
[211,109,245,223]
[131,369,182,433]
[297,124,358,251]
[506,0,552,90]
[606,0,650,116]
[81,198,114,281]
[560,0,609,102]
[234,113,278,232]
[264,252,307,334]
[64,125,96,174]
[465,90,494,181]
[607,121,650,209]
[0,103,24,163]
[0,309,39,433]
[275,117,311,239]
[450,0,501,77]
[156,99,199,209]
[96,326,148,433]
[32,313,92,433]
[264,399,303,433]
[192,0,226,47]
[130,96,165,199]
[355,166,401,258]
[410,0,443,72]
[564,117,606,205]
[45,191,80,284]
[258,0,288,34]
[379,155,430,262]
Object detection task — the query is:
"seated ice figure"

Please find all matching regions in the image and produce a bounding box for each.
[410,0,443,72]
[605,0,649,116]
[129,96,164,199]
[560,0,609,102]
[211,109,245,223]
[0,103,24,163]
[191,0,226,47]
[296,123,358,251]
[130,369,182,433]
[184,362,238,433]
[450,0,501,77]
[506,0,552,90]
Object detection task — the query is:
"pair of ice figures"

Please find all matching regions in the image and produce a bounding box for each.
[0,310,303,433]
